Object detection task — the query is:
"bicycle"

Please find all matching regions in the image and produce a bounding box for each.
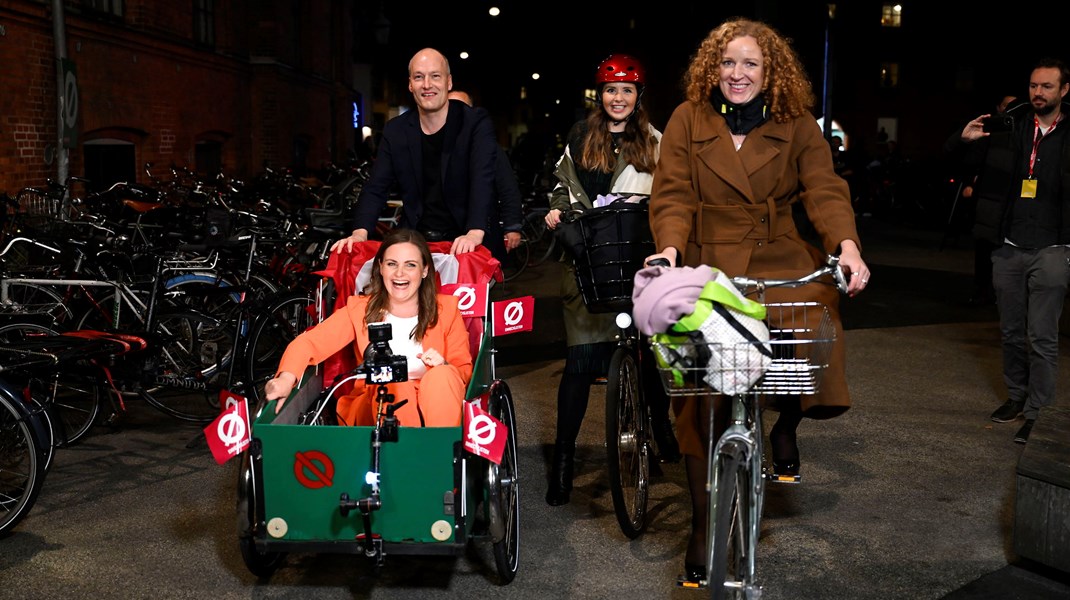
[0,337,120,536]
[0,350,51,537]
[556,198,669,538]
[647,255,848,599]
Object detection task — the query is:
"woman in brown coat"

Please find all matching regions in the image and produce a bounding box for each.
[645,18,870,581]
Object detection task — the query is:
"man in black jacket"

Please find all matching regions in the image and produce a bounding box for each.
[332,48,499,258]
[948,58,1070,444]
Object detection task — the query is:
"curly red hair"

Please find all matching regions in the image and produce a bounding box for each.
[683,18,814,123]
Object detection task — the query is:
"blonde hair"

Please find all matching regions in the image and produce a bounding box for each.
[683,18,814,123]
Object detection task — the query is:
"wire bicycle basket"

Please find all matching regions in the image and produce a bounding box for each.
[652,302,836,396]
[558,200,655,314]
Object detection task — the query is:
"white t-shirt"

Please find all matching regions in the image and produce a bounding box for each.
[383,313,426,379]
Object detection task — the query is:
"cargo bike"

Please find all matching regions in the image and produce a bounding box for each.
[236,242,520,584]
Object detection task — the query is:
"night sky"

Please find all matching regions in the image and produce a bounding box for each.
[358,1,1062,160]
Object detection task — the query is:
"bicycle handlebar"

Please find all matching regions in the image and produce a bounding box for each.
[0,237,61,258]
[730,254,849,295]
[643,254,849,295]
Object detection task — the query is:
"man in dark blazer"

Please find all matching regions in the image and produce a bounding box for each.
[332,47,500,258]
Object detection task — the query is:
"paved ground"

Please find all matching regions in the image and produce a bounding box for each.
[3,217,1070,599]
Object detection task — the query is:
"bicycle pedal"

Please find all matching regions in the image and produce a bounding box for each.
[676,575,707,589]
[766,471,801,484]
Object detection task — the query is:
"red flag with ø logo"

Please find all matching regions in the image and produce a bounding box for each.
[464,399,507,464]
[491,296,534,336]
[204,391,251,465]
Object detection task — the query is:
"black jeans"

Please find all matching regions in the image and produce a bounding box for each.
[992,244,1070,418]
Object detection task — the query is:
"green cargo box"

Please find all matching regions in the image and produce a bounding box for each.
[247,367,485,550]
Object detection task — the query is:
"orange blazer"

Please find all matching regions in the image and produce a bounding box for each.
[276,294,474,417]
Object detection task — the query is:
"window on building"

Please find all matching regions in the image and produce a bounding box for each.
[880,62,900,88]
[193,0,216,46]
[83,139,135,193]
[83,0,124,18]
[880,3,902,27]
[195,140,223,177]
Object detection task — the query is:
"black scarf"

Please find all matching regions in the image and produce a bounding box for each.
[710,88,769,135]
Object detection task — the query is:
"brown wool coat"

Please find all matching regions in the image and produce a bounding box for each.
[650,100,861,456]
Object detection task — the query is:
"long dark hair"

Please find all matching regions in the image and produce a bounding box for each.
[362,229,439,340]
[578,85,658,174]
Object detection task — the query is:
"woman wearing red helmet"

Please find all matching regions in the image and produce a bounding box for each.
[542,54,677,506]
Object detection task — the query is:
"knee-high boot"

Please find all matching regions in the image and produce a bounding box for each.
[770,396,803,477]
[684,454,708,581]
[545,440,575,506]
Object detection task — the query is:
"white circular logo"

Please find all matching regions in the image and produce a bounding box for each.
[453,286,476,311]
[216,412,247,447]
[503,301,524,326]
[467,414,497,446]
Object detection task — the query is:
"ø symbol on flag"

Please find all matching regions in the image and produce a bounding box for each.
[467,414,497,446]
[294,450,334,489]
[453,286,476,311]
[216,412,247,447]
[503,301,524,327]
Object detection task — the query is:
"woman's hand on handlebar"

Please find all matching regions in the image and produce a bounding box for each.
[331,228,369,253]
[265,371,298,414]
[544,208,563,230]
[837,240,870,297]
[644,247,678,268]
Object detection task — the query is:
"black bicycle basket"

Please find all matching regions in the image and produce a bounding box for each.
[557,199,654,313]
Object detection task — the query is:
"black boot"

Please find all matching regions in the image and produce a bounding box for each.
[683,454,708,583]
[545,441,575,506]
[770,403,803,479]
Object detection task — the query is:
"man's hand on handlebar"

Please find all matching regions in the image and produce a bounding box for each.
[451,229,485,255]
[331,228,370,253]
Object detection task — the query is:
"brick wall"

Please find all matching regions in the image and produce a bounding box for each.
[0,0,354,196]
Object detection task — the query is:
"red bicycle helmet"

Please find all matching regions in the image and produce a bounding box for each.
[596,54,645,85]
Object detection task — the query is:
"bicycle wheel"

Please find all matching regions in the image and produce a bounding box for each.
[0,282,72,327]
[708,442,755,600]
[0,386,45,537]
[141,311,234,423]
[605,346,649,539]
[486,380,520,584]
[524,211,556,265]
[0,323,100,447]
[244,292,315,407]
[498,237,530,282]
[237,451,286,577]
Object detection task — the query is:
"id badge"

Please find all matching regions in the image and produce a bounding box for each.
[1021,179,1038,198]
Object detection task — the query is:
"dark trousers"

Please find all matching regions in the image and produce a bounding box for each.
[992,244,1070,419]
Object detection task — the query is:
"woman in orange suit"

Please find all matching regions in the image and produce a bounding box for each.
[264,229,473,427]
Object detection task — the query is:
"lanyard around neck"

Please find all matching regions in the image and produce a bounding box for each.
[1029,114,1061,178]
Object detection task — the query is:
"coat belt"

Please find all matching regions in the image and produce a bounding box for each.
[694,199,795,244]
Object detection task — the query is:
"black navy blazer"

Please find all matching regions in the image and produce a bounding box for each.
[353,99,498,240]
